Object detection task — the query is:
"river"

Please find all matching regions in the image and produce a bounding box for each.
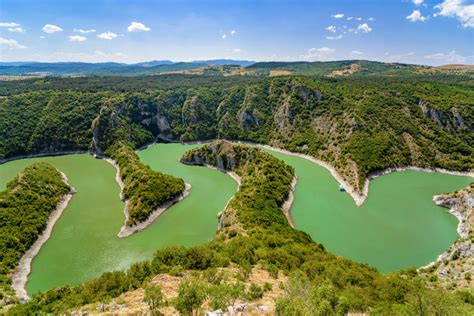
[0,143,471,294]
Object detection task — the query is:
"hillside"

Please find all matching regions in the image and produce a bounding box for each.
[246,60,428,76]
[4,59,469,78]
[1,74,472,193]
[0,59,255,77]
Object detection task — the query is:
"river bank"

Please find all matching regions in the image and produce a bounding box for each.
[118,183,192,238]
[102,158,192,238]
[11,172,76,302]
[253,143,474,206]
[3,140,472,208]
[418,184,473,288]
[281,176,298,228]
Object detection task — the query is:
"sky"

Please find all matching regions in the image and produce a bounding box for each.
[0,0,473,65]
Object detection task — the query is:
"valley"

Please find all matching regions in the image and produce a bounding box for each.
[0,142,471,299]
[0,61,472,315]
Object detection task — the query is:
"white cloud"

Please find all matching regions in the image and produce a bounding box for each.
[357,23,373,33]
[127,21,151,32]
[74,28,96,33]
[412,0,424,5]
[368,17,375,21]
[435,0,474,28]
[230,30,236,35]
[326,25,337,32]
[355,17,362,21]
[351,50,364,56]
[424,50,470,64]
[347,17,354,20]
[97,31,118,40]
[406,10,428,22]
[332,13,344,19]
[233,48,241,52]
[40,35,46,39]
[0,22,20,27]
[42,24,63,33]
[222,34,226,39]
[0,37,27,49]
[326,35,343,40]
[68,35,87,42]
[8,27,24,33]
[302,46,335,61]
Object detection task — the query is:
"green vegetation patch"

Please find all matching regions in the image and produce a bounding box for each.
[0,163,70,303]
[181,140,295,232]
[105,141,185,226]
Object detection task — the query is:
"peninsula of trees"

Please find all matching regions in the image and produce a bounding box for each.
[0,163,71,300]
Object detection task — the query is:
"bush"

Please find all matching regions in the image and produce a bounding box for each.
[143,285,165,316]
[174,277,207,315]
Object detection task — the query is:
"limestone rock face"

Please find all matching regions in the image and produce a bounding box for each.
[418,98,468,131]
[423,184,474,289]
[239,109,259,131]
[181,140,238,172]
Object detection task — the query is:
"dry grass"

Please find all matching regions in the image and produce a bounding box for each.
[327,63,361,77]
[78,266,288,315]
[269,70,293,77]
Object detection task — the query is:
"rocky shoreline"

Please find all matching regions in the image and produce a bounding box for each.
[253,144,474,206]
[11,172,76,302]
[102,158,192,238]
[117,183,192,238]
[281,176,298,228]
[419,185,473,274]
[253,144,364,205]
[363,166,474,205]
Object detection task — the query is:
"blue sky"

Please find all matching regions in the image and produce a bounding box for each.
[0,0,473,65]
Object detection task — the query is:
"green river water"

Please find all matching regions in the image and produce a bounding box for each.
[0,143,471,295]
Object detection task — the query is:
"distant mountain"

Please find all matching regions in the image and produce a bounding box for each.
[191,59,255,67]
[134,60,174,67]
[0,61,38,66]
[0,59,255,76]
[247,60,427,76]
[0,59,431,77]
[0,61,206,76]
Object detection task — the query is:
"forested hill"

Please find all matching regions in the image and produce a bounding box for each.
[0,74,472,192]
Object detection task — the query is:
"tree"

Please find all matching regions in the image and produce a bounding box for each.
[208,282,245,311]
[175,278,207,315]
[143,285,165,316]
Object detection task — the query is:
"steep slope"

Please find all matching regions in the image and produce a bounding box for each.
[1,75,472,195]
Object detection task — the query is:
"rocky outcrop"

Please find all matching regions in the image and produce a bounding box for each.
[420,183,473,289]
[273,94,292,136]
[293,84,322,102]
[181,141,238,172]
[417,98,468,131]
[239,109,260,131]
[451,108,466,130]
